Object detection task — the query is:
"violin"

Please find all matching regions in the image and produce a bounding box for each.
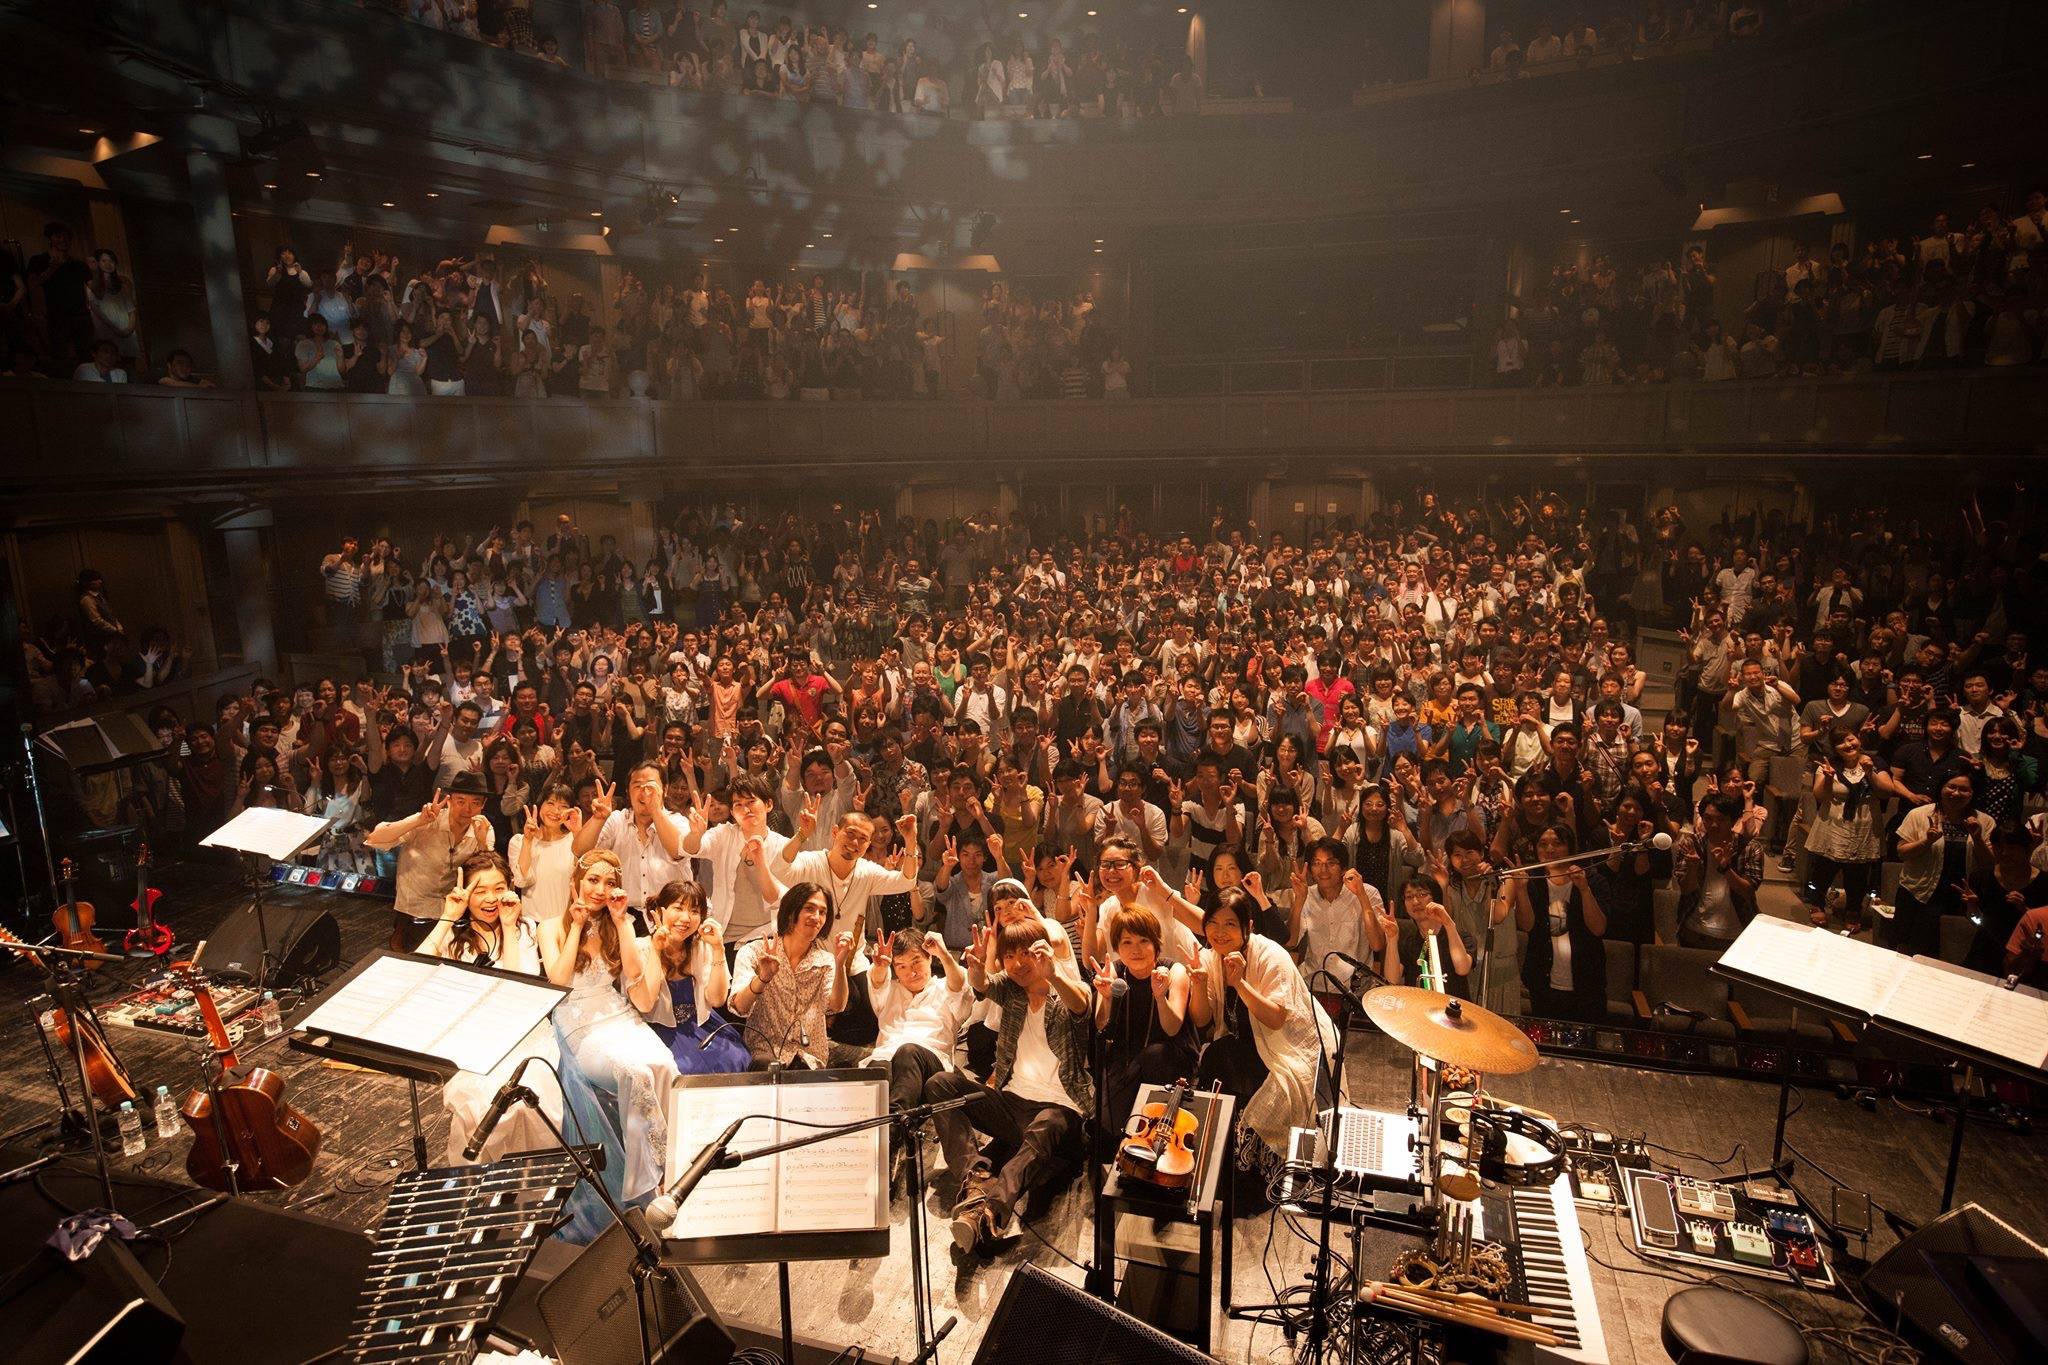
[179,965,322,1192]
[0,925,136,1108]
[1117,1076,1200,1190]
[52,858,106,969]
[127,843,173,957]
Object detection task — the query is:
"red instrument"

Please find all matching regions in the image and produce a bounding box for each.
[1117,1077,1201,1190]
[179,967,321,1192]
[126,843,173,958]
[0,925,136,1108]
[52,858,106,969]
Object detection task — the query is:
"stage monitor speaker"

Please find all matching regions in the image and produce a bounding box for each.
[1863,1203,2048,1365]
[6,1236,184,1365]
[197,899,341,983]
[972,1263,1219,1365]
[58,825,145,929]
[539,1219,734,1365]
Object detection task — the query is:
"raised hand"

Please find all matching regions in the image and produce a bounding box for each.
[832,930,857,963]
[755,941,783,982]
[590,779,617,823]
[1183,866,1206,904]
[1290,862,1309,902]
[606,887,631,921]
[1221,950,1246,988]
[523,804,543,844]
[420,789,449,824]
[1093,958,1117,999]
[1150,966,1171,999]
[797,791,822,839]
[1137,863,1165,895]
[565,805,585,833]
[923,931,946,958]
[985,832,1005,866]
[442,867,470,921]
[742,834,765,866]
[699,917,724,952]
[1242,869,1265,902]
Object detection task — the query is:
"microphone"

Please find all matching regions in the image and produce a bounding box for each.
[462,1055,536,1160]
[646,1115,751,1234]
[1107,976,1129,999]
[1643,832,1676,852]
[1327,950,1387,991]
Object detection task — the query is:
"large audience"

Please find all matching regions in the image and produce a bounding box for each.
[32,483,2048,1242]
[375,0,1219,114]
[1492,193,2048,384]
[7,182,2042,394]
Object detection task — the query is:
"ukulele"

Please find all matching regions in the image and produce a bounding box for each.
[179,965,322,1192]
[1117,1076,1201,1190]
[0,925,137,1108]
[126,843,173,958]
[52,858,107,970]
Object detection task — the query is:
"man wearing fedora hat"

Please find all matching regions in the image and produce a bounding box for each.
[366,770,497,950]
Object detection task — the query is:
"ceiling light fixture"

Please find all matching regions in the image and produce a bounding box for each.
[805,243,815,248]
[1962,161,1977,168]
[822,232,833,238]
[1916,153,1933,160]
[382,200,395,208]
[1569,218,1581,224]
[305,170,321,178]
[79,127,97,136]
[590,210,603,218]
[426,190,440,198]
[262,182,279,190]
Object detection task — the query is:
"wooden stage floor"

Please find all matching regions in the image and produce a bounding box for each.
[3,864,2043,1364]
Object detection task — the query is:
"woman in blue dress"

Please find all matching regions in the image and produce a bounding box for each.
[638,880,750,1073]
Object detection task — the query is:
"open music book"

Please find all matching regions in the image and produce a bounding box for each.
[1717,917,2048,1073]
[295,952,566,1078]
[665,1071,887,1242]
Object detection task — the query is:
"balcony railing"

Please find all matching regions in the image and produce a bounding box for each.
[3,370,2041,496]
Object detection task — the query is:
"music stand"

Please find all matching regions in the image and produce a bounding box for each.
[200,808,332,991]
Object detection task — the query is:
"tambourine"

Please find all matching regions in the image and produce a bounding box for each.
[1464,1106,1565,1188]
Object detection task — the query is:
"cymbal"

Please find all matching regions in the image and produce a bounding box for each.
[1361,987,1539,1075]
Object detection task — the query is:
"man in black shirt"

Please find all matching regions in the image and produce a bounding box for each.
[1197,708,1257,788]
[27,222,93,368]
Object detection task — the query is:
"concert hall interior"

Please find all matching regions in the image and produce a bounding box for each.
[2,2,2047,1364]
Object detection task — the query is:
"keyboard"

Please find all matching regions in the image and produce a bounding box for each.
[1493,1169,1609,1365]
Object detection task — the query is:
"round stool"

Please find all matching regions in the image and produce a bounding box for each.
[1661,1286,1807,1365]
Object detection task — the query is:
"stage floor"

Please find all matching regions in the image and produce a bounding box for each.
[3,864,2044,1364]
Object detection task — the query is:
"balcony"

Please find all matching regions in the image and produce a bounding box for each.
[3,370,2041,500]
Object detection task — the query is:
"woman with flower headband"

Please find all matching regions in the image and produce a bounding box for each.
[421,851,564,1164]
[541,848,677,1227]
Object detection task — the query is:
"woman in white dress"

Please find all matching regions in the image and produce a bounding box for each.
[508,782,578,922]
[419,852,565,1165]
[540,850,676,1212]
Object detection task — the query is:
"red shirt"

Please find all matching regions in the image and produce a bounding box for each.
[769,674,831,729]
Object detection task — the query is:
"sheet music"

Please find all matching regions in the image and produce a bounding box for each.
[668,1085,781,1240]
[1966,988,2048,1072]
[1714,916,1810,980]
[199,806,334,861]
[1716,916,1904,1016]
[296,955,563,1075]
[1877,965,1979,1042]
[773,1082,884,1234]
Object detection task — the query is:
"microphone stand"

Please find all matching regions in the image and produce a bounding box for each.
[0,938,130,1215]
[660,1091,979,1365]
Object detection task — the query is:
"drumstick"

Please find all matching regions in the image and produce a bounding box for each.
[1362,1284,1559,1344]
[1397,1282,1559,1318]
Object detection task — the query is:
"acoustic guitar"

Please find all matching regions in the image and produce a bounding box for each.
[0,925,137,1109]
[1116,1076,1201,1191]
[52,858,107,969]
[179,966,322,1192]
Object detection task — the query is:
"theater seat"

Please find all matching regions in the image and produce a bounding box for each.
[1604,939,1642,1025]
[1937,915,1976,965]
[1632,945,1737,1039]
[1725,979,1836,1045]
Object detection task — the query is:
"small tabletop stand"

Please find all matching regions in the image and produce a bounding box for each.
[0,937,132,1214]
[199,808,333,991]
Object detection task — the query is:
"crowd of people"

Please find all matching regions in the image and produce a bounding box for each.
[1,227,1131,400]
[1479,0,1783,78]
[1492,191,2048,385]
[373,0,1217,116]
[48,482,2048,1244]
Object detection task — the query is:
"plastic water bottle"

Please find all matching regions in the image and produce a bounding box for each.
[117,1101,146,1157]
[153,1085,183,1140]
[258,991,284,1039]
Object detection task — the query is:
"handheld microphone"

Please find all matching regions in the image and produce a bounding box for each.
[1107,976,1129,999]
[462,1055,536,1160]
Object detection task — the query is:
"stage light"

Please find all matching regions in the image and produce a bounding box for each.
[1916,153,1932,160]
[1962,161,1977,169]
[1558,208,1570,214]
[305,170,321,178]
[805,243,815,248]
[381,201,395,208]
[1570,218,1581,225]
[426,191,440,198]
[822,232,832,238]
[262,182,279,190]
[79,127,97,136]
[590,210,603,218]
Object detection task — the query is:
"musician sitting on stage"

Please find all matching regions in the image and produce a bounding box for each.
[1388,873,1478,1000]
[1288,837,1394,992]
[928,913,1094,1255]
[866,928,969,1169]
[421,851,566,1165]
[1091,904,1196,1158]
[729,881,857,1070]
[639,880,751,1076]
[1189,888,1338,1193]
[541,849,679,1232]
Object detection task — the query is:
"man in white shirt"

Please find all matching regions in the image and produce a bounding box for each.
[1713,548,1760,625]
[775,809,922,944]
[681,774,789,944]
[868,929,968,1117]
[1093,768,1169,864]
[779,744,857,854]
[573,762,692,910]
[427,700,487,787]
[953,654,1008,741]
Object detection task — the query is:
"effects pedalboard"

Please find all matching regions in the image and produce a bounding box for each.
[1558,1124,1650,1208]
